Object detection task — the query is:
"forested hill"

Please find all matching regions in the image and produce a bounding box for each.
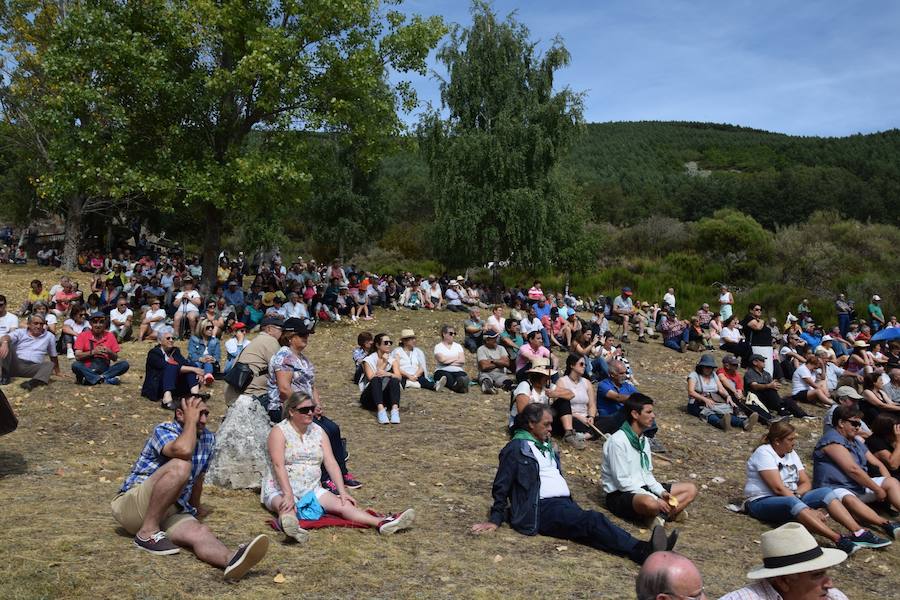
[559,121,900,228]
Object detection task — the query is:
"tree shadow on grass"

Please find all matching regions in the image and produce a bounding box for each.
[0,450,27,478]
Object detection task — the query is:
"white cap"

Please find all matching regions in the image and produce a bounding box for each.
[872,294,881,301]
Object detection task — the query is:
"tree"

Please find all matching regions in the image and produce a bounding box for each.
[693,208,773,281]
[1,1,445,283]
[418,1,583,269]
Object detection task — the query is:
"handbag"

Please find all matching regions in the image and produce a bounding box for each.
[224,362,257,392]
[0,388,18,436]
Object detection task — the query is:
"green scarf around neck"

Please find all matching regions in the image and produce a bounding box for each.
[619,421,650,471]
[512,429,555,460]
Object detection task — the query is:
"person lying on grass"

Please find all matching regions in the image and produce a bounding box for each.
[601,394,697,525]
[471,402,678,564]
[111,395,269,581]
[262,392,414,542]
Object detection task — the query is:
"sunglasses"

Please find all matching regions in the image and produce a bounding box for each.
[381,340,393,346]
[446,332,457,336]
[91,318,105,323]
[161,336,174,341]
[847,420,862,428]
[292,405,315,415]
[205,325,214,329]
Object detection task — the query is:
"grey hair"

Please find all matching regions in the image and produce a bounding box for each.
[635,567,670,600]
[27,313,46,324]
[157,325,174,337]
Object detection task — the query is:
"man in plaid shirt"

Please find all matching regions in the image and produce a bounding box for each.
[112,395,268,581]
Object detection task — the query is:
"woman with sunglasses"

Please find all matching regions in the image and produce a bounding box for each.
[140,325,204,408]
[60,306,90,360]
[556,353,597,440]
[743,420,890,553]
[811,405,900,540]
[433,324,470,393]
[262,393,414,543]
[188,318,221,387]
[360,332,403,424]
[266,318,317,423]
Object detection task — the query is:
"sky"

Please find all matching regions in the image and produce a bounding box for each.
[392,0,900,137]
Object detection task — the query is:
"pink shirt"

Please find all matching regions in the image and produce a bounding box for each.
[516,344,550,371]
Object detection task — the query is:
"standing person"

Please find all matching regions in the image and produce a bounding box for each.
[391,329,445,391]
[602,394,697,526]
[138,297,168,342]
[111,395,269,580]
[741,303,775,375]
[0,314,60,390]
[869,294,885,333]
[262,393,412,542]
[360,332,403,424]
[662,287,676,310]
[476,330,513,394]
[719,523,849,600]
[223,316,283,406]
[433,324,470,393]
[718,285,734,322]
[265,318,316,423]
[71,312,130,385]
[835,294,852,337]
[470,403,678,564]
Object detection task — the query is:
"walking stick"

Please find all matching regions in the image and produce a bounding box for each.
[586,421,673,465]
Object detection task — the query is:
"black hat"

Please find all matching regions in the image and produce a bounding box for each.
[260,315,284,327]
[282,317,311,335]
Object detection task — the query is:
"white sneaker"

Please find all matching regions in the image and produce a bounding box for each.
[390,407,400,424]
[377,508,415,534]
[377,409,389,424]
[66,348,75,360]
[405,380,421,389]
[434,376,447,392]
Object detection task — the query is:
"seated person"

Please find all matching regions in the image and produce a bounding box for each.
[541,307,570,349]
[743,420,889,554]
[138,297,168,342]
[555,353,600,440]
[511,358,582,449]
[223,322,250,374]
[187,318,221,386]
[476,330,513,394]
[360,333,403,424]
[745,353,811,419]
[815,348,860,397]
[719,523,849,600]
[867,414,900,479]
[514,330,552,381]
[60,307,90,360]
[602,394,696,525]
[351,331,373,385]
[485,305,506,336]
[141,326,204,409]
[471,402,677,564]
[860,372,900,425]
[499,318,524,364]
[433,325,469,393]
[31,301,58,336]
[812,405,900,540]
[111,395,269,580]
[824,386,872,439]
[718,354,778,425]
[444,280,466,312]
[18,279,49,316]
[719,315,751,365]
[173,277,202,337]
[0,313,60,390]
[611,287,646,343]
[51,279,81,319]
[687,354,757,432]
[71,312,130,385]
[109,298,134,343]
[261,393,411,542]
[635,552,705,600]
[463,308,484,352]
[391,329,444,391]
[791,353,834,408]
[659,309,690,353]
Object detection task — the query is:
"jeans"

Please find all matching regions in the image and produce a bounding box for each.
[71,360,130,385]
[590,356,610,382]
[360,376,401,410]
[538,497,643,563]
[687,401,745,429]
[746,488,838,523]
[433,369,470,393]
[162,363,198,398]
[838,314,850,337]
[464,334,481,353]
[663,328,690,351]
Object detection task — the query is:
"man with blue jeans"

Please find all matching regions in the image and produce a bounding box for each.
[659,311,690,353]
[72,312,130,385]
[596,361,664,452]
[470,402,678,564]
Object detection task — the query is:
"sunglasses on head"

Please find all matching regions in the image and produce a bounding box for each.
[292,405,315,415]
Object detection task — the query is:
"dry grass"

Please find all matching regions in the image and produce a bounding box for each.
[0,264,897,600]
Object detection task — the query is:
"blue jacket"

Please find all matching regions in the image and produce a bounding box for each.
[187,335,221,370]
[488,438,563,535]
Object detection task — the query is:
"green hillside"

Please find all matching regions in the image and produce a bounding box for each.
[560,121,900,228]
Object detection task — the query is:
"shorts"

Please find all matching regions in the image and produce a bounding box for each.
[792,390,809,403]
[605,483,671,521]
[832,477,886,503]
[111,478,195,536]
[263,486,327,513]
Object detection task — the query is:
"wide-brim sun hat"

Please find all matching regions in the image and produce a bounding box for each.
[696,354,717,369]
[854,340,870,348]
[400,329,416,339]
[835,385,863,400]
[746,522,846,579]
[527,357,557,376]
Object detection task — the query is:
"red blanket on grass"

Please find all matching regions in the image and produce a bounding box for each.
[267,509,383,531]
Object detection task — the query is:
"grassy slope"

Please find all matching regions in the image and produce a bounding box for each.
[0,264,897,600]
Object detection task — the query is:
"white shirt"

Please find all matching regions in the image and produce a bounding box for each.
[175,290,201,312]
[391,346,428,378]
[720,326,742,344]
[433,342,464,372]
[528,442,570,500]
[720,580,848,600]
[0,313,18,336]
[744,444,804,501]
[663,292,676,308]
[509,381,551,426]
[520,316,544,334]
[445,287,462,306]
[817,363,844,392]
[485,315,505,333]
[109,307,133,333]
[284,301,309,320]
[791,364,815,395]
[601,428,664,496]
[225,336,250,357]
[143,308,168,332]
[62,318,89,336]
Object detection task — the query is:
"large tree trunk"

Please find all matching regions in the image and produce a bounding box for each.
[61,195,83,271]
[201,202,223,294]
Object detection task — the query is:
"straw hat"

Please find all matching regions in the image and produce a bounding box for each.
[526,357,557,376]
[400,329,416,340]
[746,523,846,579]
[854,340,870,348]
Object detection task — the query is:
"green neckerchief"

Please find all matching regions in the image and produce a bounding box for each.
[619,421,650,471]
[512,429,555,460]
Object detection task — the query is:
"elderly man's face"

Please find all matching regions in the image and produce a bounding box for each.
[772,569,833,600]
[527,410,553,442]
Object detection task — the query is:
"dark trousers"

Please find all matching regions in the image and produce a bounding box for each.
[755,388,809,418]
[360,376,401,410]
[538,497,643,563]
[316,415,348,481]
[838,314,850,337]
[162,363,198,398]
[594,410,659,438]
[71,360,130,385]
[402,374,437,390]
[721,341,752,366]
[464,334,481,353]
[433,369,470,393]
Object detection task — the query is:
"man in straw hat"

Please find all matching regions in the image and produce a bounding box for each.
[719,522,848,600]
[472,402,678,564]
[391,329,445,392]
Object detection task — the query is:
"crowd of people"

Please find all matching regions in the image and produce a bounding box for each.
[1,247,899,591]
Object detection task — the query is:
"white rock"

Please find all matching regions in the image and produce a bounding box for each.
[206,394,272,489]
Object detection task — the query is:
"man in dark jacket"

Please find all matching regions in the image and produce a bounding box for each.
[471,403,678,564]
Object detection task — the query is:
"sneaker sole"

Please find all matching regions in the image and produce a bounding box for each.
[133,539,180,556]
[344,482,363,489]
[379,508,415,535]
[280,515,310,544]
[853,539,892,549]
[224,534,269,581]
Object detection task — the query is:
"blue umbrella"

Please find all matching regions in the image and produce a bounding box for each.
[870,328,900,343]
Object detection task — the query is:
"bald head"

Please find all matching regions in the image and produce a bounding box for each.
[636,552,705,600]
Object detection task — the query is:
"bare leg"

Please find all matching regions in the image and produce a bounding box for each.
[883,477,900,511]
[632,494,661,518]
[668,482,698,518]
[136,459,191,539]
[167,519,232,567]
[825,498,864,532]
[559,414,575,431]
[138,322,149,341]
[795,508,841,543]
[317,492,382,527]
[843,495,890,526]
